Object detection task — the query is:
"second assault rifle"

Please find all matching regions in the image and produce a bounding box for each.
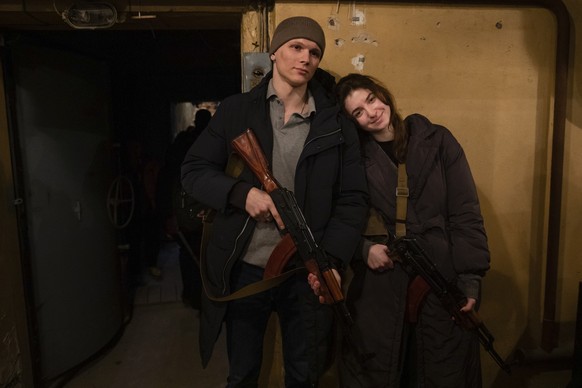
[231,128,371,360]
[389,236,512,374]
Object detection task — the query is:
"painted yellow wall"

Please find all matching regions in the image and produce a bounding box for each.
[240,1,582,387]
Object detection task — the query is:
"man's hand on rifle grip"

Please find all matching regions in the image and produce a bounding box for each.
[307,270,341,304]
[245,187,285,229]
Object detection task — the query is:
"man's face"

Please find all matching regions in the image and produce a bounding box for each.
[271,38,322,87]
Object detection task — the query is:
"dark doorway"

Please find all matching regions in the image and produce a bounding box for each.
[5,29,241,159]
[2,27,240,384]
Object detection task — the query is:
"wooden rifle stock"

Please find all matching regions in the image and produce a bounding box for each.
[231,128,343,305]
[230,127,278,193]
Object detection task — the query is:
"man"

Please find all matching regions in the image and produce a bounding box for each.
[181,16,368,387]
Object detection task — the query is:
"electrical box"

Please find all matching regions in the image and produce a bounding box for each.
[242,52,272,92]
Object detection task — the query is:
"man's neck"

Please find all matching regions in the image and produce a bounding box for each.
[271,74,309,108]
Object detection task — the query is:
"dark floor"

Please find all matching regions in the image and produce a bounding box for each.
[55,241,575,388]
[63,241,229,388]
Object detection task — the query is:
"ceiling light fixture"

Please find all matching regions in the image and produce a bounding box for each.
[60,1,118,29]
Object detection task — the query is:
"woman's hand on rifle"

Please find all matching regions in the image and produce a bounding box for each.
[460,297,477,313]
[366,243,394,272]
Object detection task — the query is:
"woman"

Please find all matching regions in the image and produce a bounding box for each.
[334,73,490,387]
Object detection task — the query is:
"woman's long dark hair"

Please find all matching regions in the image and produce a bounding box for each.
[336,73,408,162]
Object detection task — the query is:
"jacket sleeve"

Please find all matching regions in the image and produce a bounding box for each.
[181,99,246,212]
[320,118,369,267]
[441,129,490,296]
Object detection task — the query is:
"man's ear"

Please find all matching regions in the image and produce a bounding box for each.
[270,54,276,61]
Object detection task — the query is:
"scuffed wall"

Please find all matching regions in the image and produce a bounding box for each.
[264,2,575,387]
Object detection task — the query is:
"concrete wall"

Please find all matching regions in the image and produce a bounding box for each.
[243,1,582,386]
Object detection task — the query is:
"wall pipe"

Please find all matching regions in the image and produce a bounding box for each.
[354,0,570,353]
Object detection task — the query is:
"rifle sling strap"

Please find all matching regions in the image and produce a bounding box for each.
[395,163,408,238]
[395,162,429,322]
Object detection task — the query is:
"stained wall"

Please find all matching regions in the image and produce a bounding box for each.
[243,1,582,386]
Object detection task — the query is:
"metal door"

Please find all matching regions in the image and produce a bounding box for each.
[9,41,122,381]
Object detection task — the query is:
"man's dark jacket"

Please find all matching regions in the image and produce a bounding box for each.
[181,70,369,367]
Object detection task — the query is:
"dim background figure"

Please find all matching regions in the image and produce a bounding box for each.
[157,108,212,309]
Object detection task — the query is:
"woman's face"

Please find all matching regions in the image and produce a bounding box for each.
[343,88,391,134]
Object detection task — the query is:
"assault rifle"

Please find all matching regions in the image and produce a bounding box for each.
[231,128,371,361]
[389,236,512,374]
[231,128,347,307]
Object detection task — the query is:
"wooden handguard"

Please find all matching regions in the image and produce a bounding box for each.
[302,258,343,304]
[231,128,279,193]
[320,263,345,303]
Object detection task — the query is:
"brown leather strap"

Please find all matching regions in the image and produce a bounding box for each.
[395,163,408,237]
[362,207,388,238]
[181,227,301,302]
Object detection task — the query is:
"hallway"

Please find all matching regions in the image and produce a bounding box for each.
[61,242,228,388]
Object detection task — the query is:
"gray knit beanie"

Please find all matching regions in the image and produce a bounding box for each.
[269,16,326,58]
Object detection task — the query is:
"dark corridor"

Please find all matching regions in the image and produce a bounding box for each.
[4,29,241,159]
[2,27,241,386]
